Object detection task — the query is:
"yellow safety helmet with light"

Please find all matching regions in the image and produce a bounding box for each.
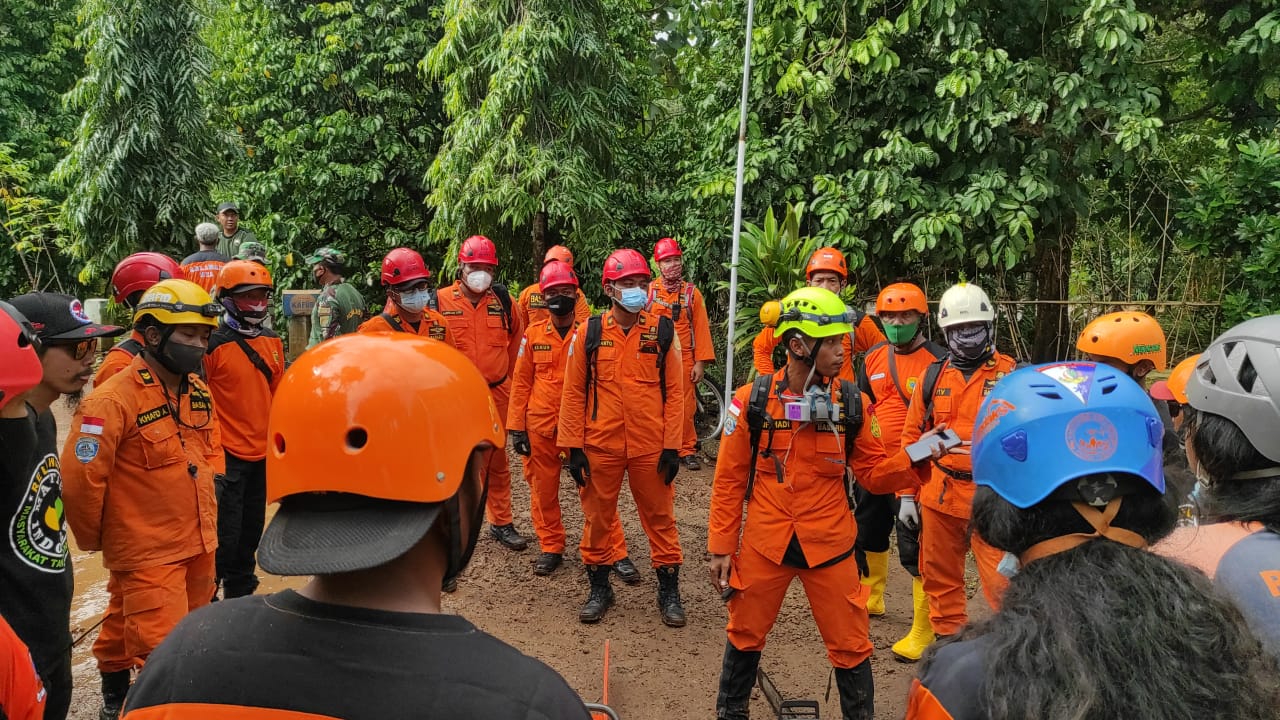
[774,287,854,339]
[133,279,222,328]
[937,282,995,328]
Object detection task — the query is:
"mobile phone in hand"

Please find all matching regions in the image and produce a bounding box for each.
[906,428,962,463]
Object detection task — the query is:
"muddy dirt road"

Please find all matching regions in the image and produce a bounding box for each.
[55,402,989,719]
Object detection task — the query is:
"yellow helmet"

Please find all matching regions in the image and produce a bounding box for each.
[133,279,222,328]
[774,287,853,339]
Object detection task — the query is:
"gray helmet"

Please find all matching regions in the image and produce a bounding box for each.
[1185,314,1280,463]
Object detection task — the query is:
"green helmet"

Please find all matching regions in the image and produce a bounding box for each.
[305,246,346,268]
[775,287,853,339]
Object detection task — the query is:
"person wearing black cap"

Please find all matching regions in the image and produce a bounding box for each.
[215,202,257,259]
[120,334,591,720]
[2,294,124,720]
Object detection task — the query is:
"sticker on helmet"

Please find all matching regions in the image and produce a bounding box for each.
[1065,411,1118,462]
[1132,343,1162,355]
[975,399,1016,442]
[1037,362,1096,404]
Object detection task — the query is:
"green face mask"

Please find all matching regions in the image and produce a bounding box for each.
[883,321,919,346]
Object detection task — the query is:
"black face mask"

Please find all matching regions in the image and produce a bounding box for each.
[148,329,206,376]
[545,294,575,317]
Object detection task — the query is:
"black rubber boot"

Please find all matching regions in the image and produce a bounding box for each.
[99,669,131,720]
[834,660,874,720]
[715,640,761,720]
[579,565,615,623]
[613,556,642,585]
[656,565,687,627]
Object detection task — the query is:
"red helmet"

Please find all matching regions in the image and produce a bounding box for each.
[380,248,431,287]
[544,245,573,266]
[110,252,184,305]
[458,235,499,266]
[601,248,651,288]
[539,260,579,291]
[0,301,41,412]
[653,237,682,262]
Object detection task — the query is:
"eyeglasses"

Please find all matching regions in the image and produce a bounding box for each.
[54,339,98,361]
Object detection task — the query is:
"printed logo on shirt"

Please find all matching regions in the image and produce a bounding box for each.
[441,309,464,317]
[74,438,99,463]
[8,454,69,573]
[531,343,552,352]
[528,292,546,308]
[136,405,172,427]
[189,390,213,413]
[428,325,447,341]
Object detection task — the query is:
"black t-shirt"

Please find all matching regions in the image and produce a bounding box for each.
[0,407,73,667]
[124,590,592,720]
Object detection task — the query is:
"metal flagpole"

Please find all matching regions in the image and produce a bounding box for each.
[722,0,757,409]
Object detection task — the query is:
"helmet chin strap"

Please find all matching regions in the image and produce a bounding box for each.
[1017,497,1148,566]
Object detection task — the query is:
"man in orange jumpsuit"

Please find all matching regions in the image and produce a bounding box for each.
[752,247,884,382]
[436,235,529,551]
[507,261,633,580]
[203,261,286,599]
[62,279,223,720]
[96,253,186,386]
[558,249,686,626]
[358,248,454,344]
[853,283,946,661]
[516,245,591,328]
[870,282,1016,644]
[709,287,909,720]
[647,237,716,470]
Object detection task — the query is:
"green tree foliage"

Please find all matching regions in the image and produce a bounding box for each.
[424,0,647,272]
[208,0,444,296]
[0,145,67,295]
[55,0,221,283]
[0,0,80,181]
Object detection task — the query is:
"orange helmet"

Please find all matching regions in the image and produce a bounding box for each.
[543,245,573,266]
[262,334,503,577]
[805,247,848,280]
[215,260,273,297]
[1076,311,1168,371]
[1166,354,1199,404]
[876,282,928,315]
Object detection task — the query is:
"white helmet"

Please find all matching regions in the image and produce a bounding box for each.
[937,282,995,328]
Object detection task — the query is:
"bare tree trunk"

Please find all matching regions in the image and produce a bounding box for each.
[531,209,548,278]
[1030,214,1077,362]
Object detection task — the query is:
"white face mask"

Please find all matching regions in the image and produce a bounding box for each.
[465,270,493,293]
[398,288,432,313]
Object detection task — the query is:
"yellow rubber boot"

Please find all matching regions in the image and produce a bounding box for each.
[861,550,890,616]
[891,577,936,662]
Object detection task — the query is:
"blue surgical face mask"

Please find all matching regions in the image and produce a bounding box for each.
[398,288,432,313]
[614,286,648,313]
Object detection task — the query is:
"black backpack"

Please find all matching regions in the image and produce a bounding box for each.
[583,314,675,421]
[743,374,863,503]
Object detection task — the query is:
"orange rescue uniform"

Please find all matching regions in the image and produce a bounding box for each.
[0,613,45,720]
[516,284,590,328]
[62,355,222,672]
[94,330,145,387]
[436,281,525,526]
[870,354,1018,635]
[709,371,909,666]
[357,304,455,345]
[752,314,885,381]
[647,281,716,457]
[507,319,626,557]
[558,310,683,567]
[203,328,284,460]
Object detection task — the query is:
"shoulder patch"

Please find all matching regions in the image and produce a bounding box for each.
[74,437,99,463]
[137,368,156,385]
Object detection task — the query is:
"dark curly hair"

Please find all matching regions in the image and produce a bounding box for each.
[921,482,1280,720]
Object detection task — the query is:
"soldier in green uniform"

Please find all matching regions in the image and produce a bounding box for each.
[306,247,367,348]
[216,202,258,259]
[236,241,269,266]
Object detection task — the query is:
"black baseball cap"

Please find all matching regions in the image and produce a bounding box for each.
[216,201,239,214]
[7,293,124,343]
[258,493,443,576]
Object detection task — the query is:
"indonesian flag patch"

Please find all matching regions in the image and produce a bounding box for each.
[728,398,743,417]
[80,417,105,436]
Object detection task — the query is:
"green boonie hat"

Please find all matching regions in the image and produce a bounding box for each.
[237,241,268,262]
[305,246,346,266]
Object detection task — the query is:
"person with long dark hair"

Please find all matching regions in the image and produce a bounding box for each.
[906,361,1279,720]
[1156,315,1280,661]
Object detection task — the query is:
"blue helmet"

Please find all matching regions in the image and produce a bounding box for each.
[972,362,1166,509]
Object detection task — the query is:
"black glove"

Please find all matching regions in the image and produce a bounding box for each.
[658,449,681,485]
[567,448,591,487]
[509,430,531,457]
